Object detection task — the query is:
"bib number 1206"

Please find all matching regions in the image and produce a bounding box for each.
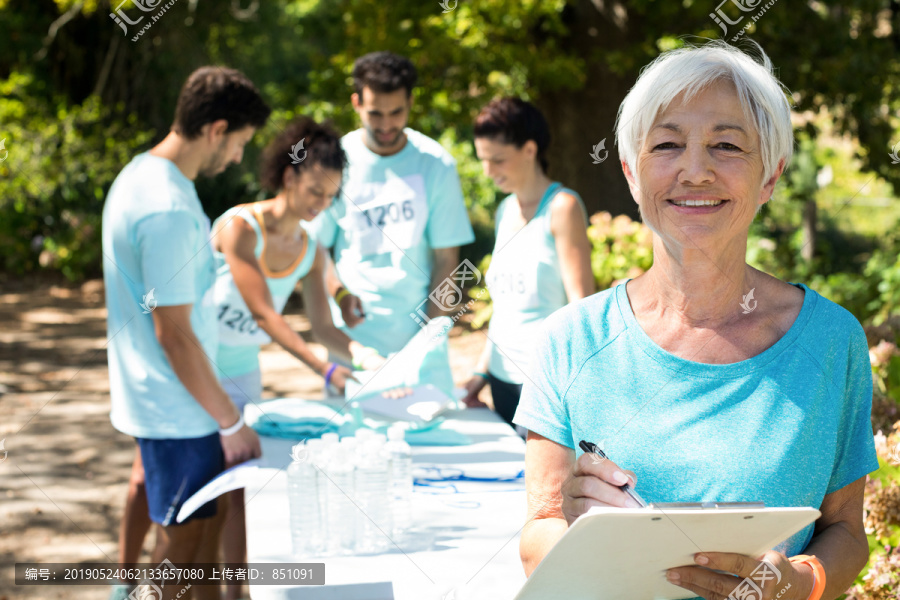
[218,304,260,334]
[359,199,414,228]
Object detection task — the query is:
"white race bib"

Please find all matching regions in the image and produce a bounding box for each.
[338,174,428,256]
[485,257,540,312]
[216,273,290,346]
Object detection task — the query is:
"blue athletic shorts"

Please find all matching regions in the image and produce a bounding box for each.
[136,432,224,526]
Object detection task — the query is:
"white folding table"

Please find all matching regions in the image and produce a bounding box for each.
[244,406,528,600]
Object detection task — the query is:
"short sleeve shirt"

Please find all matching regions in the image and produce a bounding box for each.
[306,128,475,355]
[515,282,878,557]
[102,152,219,439]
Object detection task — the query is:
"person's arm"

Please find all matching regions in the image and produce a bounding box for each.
[302,245,384,371]
[549,192,595,302]
[323,249,366,328]
[667,477,867,600]
[520,430,638,575]
[218,218,353,392]
[152,304,260,466]
[427,246,461,319]
[461,339,491,408]
[798,476,869,598]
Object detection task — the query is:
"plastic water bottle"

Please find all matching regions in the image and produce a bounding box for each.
[385,425,413,538]
[354,438,391,554]
[287,441,322,556]
[325,445,356,555]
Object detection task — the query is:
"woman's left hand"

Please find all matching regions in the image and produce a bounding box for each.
[666,550,814,600]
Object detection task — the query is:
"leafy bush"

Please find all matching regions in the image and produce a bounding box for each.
[587,211,654,290]
[0,72,153,280]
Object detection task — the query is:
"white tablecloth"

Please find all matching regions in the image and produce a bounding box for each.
[245,406,528,600]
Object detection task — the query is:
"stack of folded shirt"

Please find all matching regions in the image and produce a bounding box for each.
[245,398,347,439]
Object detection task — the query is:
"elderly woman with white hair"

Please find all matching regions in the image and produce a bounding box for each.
[514,41,877,600]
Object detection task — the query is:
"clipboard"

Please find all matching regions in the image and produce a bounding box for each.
[354,383,455,422]
[514,504,820,600]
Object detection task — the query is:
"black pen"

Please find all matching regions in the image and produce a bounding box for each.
[578,439,648,508]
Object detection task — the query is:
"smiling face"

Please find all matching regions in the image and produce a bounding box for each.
[283,165,342,221]
[474,136,538,195]
[625,79,782,251]
[352,86,411,155]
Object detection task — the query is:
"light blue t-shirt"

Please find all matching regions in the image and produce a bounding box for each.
[486,182,586,384]
[212,204,317,379]
[306,128,475,356]
[515,281,878,558]
[102,152,219,439]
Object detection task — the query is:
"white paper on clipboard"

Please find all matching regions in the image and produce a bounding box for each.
[356,383,455,423]
[514,505,820,600]
[176,459,276,524]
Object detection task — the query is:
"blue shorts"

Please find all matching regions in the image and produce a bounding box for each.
[136,433,224,526]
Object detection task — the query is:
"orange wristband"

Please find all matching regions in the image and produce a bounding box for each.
[789,555,826,600]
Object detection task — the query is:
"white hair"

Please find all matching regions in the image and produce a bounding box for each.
[615,40,793,182]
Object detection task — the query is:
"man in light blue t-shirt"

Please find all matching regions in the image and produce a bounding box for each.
[103,66,269,598]
[307,51,475,357]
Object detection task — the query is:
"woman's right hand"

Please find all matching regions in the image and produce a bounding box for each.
[338,293,366,327]
[461,376,488,408]
[326,364,356,395]
[561,452,640,526]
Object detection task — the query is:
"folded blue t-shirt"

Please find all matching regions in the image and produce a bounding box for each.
[515,281,878,557]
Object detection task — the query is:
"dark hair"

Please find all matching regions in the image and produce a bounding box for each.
[474,97,551,173]
[172,66,271,140]
[352,51,417,98]
[259,116,347,192]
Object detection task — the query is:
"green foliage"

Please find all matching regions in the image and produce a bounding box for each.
[587,212,654,290]
[0,72,152,280]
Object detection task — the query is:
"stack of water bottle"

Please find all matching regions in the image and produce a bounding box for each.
[287,425,413,556]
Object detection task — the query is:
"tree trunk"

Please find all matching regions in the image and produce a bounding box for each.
[537,0,642,220]
[801,198,816,262]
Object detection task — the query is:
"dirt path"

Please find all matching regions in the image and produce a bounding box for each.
[0,279,489,599]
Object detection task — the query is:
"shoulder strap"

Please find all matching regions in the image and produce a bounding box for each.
[224,204,265,258]
[535,182,564,218]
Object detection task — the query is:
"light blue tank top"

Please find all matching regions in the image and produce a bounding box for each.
[213,203,316,378]
[486,182,587,384]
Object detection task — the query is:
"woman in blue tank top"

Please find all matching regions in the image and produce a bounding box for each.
[211,117,384,400]
[212,117,385,600]
[460,98,595,430]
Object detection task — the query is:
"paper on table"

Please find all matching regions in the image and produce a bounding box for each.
[354,383,455,423]
[514,505,820,600]
[176,459,276,523]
